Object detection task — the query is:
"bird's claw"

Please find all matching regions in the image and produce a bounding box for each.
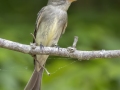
[40,42,44,52]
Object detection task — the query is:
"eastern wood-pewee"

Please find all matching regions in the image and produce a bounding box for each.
[24,0,76,90]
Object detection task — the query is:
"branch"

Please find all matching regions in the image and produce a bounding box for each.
[0,37,120,60]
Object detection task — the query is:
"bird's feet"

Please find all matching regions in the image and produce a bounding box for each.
[40,42,44,52]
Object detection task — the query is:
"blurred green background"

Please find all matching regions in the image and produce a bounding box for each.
[0,0,120,90]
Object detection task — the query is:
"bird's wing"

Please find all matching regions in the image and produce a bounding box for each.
[59,18,67,38]
[61,13,68,36]
[33,7,46,43]
[32,7,46,65]
[62,21,67,35]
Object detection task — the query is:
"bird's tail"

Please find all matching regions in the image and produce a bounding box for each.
[24,68,44,90]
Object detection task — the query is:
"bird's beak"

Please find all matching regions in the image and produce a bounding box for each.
[68,0,77,3]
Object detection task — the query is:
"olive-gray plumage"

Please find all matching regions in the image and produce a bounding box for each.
[24,0,76,90]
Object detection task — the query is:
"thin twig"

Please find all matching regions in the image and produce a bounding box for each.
[72,36,78,48]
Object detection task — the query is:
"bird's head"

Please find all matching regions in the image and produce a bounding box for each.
[47,0,76,11]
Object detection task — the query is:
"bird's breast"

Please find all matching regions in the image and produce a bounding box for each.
[36,16,63,46]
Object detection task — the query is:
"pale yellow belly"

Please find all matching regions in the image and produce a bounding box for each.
[36,18,61,46]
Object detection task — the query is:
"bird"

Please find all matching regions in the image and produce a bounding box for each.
[24,0,76,90]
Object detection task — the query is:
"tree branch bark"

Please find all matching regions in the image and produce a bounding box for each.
[0,37,120,60]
